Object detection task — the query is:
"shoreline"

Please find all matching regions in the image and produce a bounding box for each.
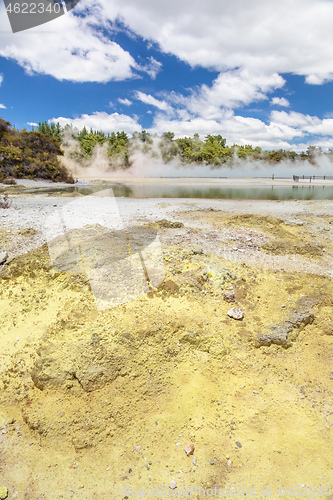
[2,176,333,189]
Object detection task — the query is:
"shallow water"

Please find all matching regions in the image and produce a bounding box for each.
[10,182,333,200]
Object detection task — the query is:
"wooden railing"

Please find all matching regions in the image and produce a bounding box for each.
[293,175,333,182]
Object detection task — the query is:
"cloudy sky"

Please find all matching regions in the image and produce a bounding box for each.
[1,0,333,151]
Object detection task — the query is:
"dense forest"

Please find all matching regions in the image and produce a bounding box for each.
[1,118,332,183]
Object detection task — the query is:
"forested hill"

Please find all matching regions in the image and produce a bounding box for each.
[0,119,74,183]
[38,120,329,168]
[1,118,332,183]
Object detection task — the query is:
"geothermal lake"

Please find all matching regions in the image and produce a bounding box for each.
[13,177,333,200]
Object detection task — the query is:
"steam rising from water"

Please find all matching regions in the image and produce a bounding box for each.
[61,130,333,180]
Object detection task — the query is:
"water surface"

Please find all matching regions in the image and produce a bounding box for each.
[15,182,333,200]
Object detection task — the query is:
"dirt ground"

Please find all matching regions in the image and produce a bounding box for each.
[1,190,333,499]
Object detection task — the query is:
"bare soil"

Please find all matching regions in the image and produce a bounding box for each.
[1,192,333,499]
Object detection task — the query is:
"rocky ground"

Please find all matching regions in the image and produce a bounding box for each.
[1,186,333,499]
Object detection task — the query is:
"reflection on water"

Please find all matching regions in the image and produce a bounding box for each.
[7,183,333,200]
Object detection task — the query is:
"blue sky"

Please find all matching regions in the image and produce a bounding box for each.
[1,0,333,152]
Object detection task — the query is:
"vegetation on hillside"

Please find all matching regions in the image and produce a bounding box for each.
[0,119,74,183]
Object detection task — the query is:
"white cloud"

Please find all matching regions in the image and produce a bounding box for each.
[118,98,132,106]
[0,74,3,85]
[0,3,157,83]
[27,122,38,126]
[1,0,333,92]
[1,0,333,89]
[271,97,289,107]
[98,0,333,84]
[270,110,320,128]
[0,7,137,82]
[49,106,333,152]
[50,111,142,135]
[134,91,171,111]
[0,104,6,109]
[137,57,162,80]
[150,109,333,152]
[306,119,333,136]
[168,70,285,118]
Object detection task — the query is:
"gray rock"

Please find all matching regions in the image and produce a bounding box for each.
[256,298,314,347]
[0,251,8,265]
[256,325,291,347]
[287,309,314,329]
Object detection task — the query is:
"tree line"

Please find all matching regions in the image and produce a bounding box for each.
[1,118,331,183]
[35,121,330,168]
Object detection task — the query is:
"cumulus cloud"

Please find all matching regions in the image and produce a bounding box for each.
[27,122,38,126]
[3,0,333,85]
[168,70,285,118]
[134,91,171,111]
[48,105,333,152]
[0,104,6,109]
[118,98,132,106]
[97,0,333,84]
[0,3,157,83]
[0,6,137,82]
[50,111,142,135]
[271,97,289,107]
[150,109,333,152]
[270,110,320,128]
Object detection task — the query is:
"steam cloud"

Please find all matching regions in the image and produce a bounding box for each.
[60,129,333,180]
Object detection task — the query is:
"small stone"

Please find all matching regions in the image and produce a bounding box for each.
[135,446,141,452]
[0,252,8,265]
[227,459,232,466]
[0,487,8,499]
[227,307,244,320]
[210,461,215,465]
[236,441,242,448]
[192,457,197,466]
[169,480,177,490]
[223,291,235,303]
[191,244,203,255]
[184,443,195,456]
